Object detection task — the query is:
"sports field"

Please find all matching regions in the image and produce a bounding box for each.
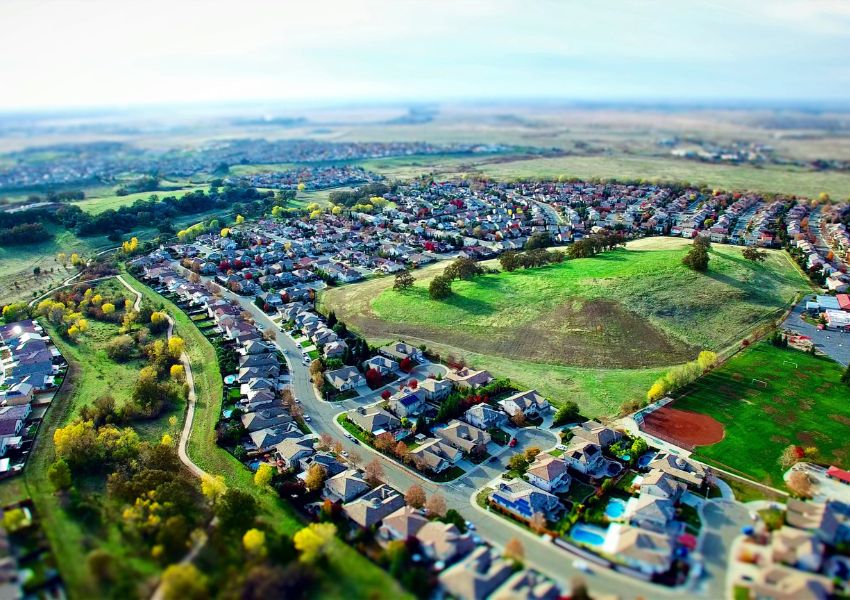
[659,342,850,488]
[321,239,809,416]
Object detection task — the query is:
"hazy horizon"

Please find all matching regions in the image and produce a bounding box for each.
[2,0,849,111]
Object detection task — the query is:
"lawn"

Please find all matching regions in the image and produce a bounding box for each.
[322,240,808,417]
[673,342,850,488]
[124,272,410,600]
[71,184,207,215]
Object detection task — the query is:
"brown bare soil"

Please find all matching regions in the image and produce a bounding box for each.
[640,406,726,450]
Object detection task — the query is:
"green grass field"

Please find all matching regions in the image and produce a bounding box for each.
[673,342,850,488]
[321,239,809,417]
[71,184,207,215]
[472,155,850,200]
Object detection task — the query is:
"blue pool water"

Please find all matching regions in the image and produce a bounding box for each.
[637,451,657,468]
[224,375,237,385]
[604,498,627,520]
[570,524,608,547]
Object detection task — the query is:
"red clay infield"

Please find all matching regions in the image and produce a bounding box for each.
[640,406,725,450]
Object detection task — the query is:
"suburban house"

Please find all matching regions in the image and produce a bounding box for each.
[324,469,371,503]
[388,392,426,418]
[418,377,453,401]
[771,526,825,573]
[343,484,406,529]
[248,423,303,452]
[325,366,366,391]
[637,470,687,502]
[434,420,491,455]
[463,404,508,430]
[416,521,475,564]
[562,440,605,475]
[744,564,833,600]
[610,525,675,575]
[498,389,550,419]
[438,547,514,600]
[648,452,707,488]
[489,479,563,521]
[363,355,398,375]
[379,342,423,363]
[571,420,623,448]
[526,454,571,493]
[409,438,461,473]
[379,506,429,541]
[348,406,401,436]
[491,571,560,600]
[274,436,316,470]
[627,495,678,534]
[446,367,493,390]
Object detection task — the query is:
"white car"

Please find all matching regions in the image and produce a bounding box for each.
[304,415,312,422]
[572,559,592,573]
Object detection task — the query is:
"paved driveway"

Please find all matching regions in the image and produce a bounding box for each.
[782,298,850,366]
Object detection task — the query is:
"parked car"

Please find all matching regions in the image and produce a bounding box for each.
[304,415,312,422]
[508,437,517,448]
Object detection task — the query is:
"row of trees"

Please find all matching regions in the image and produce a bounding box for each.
[428,257,488,300]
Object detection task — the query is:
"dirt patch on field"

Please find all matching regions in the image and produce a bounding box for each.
[337,295,698,369]
[640,406,725,450]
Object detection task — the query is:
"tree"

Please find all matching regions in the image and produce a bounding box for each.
[742,246,767,262]
[444,257,483,281]
[201,474,227,505]
[503,538,525,564]
[305,463,328,492]
[787,470,813,498]
[243,528,267,558]
[529,511,547,534]
[425,493,447,517]
[294,522,336,564]
[364,458,385,487]
[779,445,804,469]
[168,336,185,359]
[697,350,717,371]
[365,368,382,388]
[499,250,520,272]
[1,302,29,322]
[160,564,208,600]
[168,362,185,381]
[553,401,580,426]
[48,458,72,491]
[682,238,710,272]
[101,302,116,315]
[507,453,529,474]
[429,275,452,300]
[405,484,426,509]
[393,270,415,291]
[160,433,174,446]
[106,335,134,362]
[374,432,395,453]
[53,420,98,468]
[216,489,258,534]
[394,441,410,462]
[254,463,274,487]
[647,381,666,402]
[235,214,245,224]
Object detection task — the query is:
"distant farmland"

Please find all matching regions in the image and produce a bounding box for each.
[321,239,810,416]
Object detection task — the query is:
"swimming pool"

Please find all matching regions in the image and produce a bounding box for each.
[569,524,608,547]
[224,375,237,385]
[604,497,627,520]
[637,451,657,468]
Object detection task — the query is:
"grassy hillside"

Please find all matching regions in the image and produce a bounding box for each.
[675,342,850,488]
[322,240,809,416]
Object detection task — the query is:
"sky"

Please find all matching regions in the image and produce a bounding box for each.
[1,0,849,110]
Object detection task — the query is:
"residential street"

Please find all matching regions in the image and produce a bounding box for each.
[172,261,753,598]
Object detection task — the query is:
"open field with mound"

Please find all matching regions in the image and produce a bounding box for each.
[659,342,850,488]
[321,240,809,416]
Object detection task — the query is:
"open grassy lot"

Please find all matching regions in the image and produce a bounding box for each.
[673,342,850,488]
[472,155,850,200]
[71,183,207,214]
[321,240,808,416]
[123,272,410,600]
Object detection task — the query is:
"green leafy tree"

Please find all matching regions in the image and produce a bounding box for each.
[429,275,452,300]
[393,269,415,291]
[48,458,72,491]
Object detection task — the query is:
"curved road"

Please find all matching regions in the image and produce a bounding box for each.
[168,263,750,598]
